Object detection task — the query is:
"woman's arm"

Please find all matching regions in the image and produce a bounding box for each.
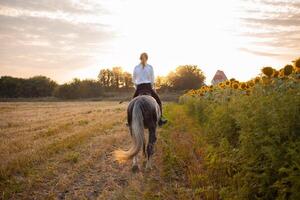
[150,66,155,88]
[132,66,137,87]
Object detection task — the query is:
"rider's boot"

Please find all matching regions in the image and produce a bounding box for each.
[158,116,167,126]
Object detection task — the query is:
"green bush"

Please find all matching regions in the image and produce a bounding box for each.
[180,82,300,199]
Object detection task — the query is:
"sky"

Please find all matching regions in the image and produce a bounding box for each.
[0,0,299,84]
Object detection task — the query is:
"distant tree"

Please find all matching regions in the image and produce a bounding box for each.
[112,67,123,89]
[0,76,57,98]
[98,69,114,88]
[98,69,108,87]
[0,76,22,97]
[26,76,57,97]
[54,79,103,99]
[155,76,171,92]
[107,69,114,87]
[123,72,133,89]
[167,65,205,90]
[98,67,133,91]
[155,76,167,88]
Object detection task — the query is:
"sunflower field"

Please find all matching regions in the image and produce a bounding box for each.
[179,58,300,199]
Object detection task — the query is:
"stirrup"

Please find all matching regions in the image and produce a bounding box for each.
[158,118,167,126]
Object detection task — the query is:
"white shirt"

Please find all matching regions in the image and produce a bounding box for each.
[133,63,155,86]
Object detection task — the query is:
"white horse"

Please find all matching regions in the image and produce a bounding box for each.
[114,95,161,171]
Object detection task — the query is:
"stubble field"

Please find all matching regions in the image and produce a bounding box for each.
[0,101,194,200]
[0,101,143,199]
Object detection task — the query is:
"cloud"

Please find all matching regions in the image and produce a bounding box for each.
[237,0,300,56]
[0,0,108,15]
[239,48,280,57]
[0,0,115,82]
[254,0,300,9]
[241,16,300,27]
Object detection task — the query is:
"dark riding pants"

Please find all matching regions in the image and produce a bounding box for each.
[133,83,162,115]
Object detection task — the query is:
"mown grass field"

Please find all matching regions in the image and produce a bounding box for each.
[0,101,132,199]
[0,101,204,200]
[0,101,198,200]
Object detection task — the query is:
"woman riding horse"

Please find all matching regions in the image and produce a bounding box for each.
[114,53,167,170]
[132,52,167,126]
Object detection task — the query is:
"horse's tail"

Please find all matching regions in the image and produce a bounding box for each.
[114,101,144,163]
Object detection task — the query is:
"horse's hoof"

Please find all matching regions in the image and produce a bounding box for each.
[145,166,152,172]
[142,160,147,168]
[131,165,139,173]
[145,164,152,171]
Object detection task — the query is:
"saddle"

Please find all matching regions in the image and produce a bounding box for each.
[137,89,151,96]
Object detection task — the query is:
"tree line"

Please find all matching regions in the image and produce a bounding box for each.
[0,65,205,99]
[0,76,57,98]
[98,67,133,90]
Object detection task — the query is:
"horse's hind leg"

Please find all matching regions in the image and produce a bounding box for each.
[146,126,157,169]
[132,156,139,173]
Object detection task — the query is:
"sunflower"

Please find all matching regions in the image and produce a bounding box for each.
[240,83,247,90]
[273,70,279,78]
[294,57,300,68]
[232,83,239,89]
[262,67,274,77]
[262,76,271,84]
[254,77,260,84]
[278,69,285,78]
[218,82,226,89]
[283,64,293,76]
[189,90,196,95]
[201,86,209,92]
[225,80,231,86]
[248,81,255,87]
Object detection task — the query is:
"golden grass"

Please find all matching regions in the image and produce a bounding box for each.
[0,101,129,199]
[112,103,204,200]
[0,101,192,199]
